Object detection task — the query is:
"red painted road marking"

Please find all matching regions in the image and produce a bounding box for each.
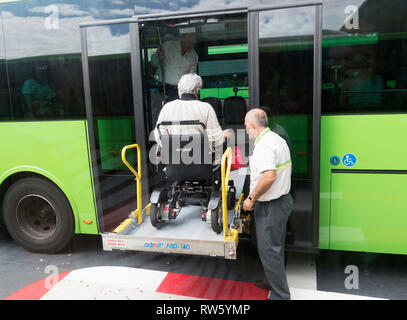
[5,271,71,300]
[5,268,268,300]
[157,272,268,300]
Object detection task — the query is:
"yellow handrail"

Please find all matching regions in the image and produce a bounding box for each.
[121,144,143,225]
[235,193,244,213]
[221,147,232,240]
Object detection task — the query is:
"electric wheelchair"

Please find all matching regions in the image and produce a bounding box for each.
[149,120,236,233]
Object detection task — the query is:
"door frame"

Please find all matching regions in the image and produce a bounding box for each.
[248,1,322,250]
[79,20,150,232]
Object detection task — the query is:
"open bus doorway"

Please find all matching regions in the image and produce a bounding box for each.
[80,3,321,256]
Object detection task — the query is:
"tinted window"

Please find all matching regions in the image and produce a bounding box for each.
[85,23,138,232]
[321,0,407,113]
[0,12,11,121]
[1,1,87,120]
[258,6,316,249]
[87,24,133,118]
[259,7,314,179]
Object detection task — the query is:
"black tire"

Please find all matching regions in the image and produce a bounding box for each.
[149,203,162,229]
[2,177,74,253]
[211,203,223,234]
[227,186,236,210]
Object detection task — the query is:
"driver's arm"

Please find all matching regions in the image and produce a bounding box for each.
[206,106,224,148]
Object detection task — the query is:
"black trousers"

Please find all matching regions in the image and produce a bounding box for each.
[254,194,293,300]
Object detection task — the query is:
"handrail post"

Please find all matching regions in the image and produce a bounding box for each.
[221,147,233,240]
[121,144,143,224]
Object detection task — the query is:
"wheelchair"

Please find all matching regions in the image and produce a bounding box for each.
[149,120,236,233]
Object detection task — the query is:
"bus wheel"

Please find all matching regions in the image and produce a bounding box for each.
[149,203,162,229]
[2,177,75,253]
[211,203,223,234]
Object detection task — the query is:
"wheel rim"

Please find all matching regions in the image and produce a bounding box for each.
[16,194,57,240]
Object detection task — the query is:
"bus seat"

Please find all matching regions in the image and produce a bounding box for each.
[223,96,247,125]
[202,97,223,121]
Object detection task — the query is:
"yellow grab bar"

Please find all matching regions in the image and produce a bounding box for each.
[121,144,143,225]
[235,193,244,213]
[221,147,233,240]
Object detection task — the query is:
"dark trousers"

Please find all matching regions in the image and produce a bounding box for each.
[254,194,293,300]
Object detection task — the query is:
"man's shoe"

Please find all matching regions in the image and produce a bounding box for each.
[254,279,271,290]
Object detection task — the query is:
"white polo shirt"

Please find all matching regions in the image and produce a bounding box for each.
[249,128,292,202]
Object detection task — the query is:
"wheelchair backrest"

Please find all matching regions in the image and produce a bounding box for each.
[157,120,213,181]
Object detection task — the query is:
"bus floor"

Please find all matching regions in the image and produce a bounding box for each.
[0,228,406,300]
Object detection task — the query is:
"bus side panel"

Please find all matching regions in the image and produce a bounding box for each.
[0,120,98,235]
[320,114,407,254]
[330,172,407,254]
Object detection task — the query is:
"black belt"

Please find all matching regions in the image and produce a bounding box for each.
[257,193,290,203]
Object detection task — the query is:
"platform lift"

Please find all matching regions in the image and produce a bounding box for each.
[101,144,249,259]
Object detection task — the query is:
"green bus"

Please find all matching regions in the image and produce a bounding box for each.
[0,0,406,255]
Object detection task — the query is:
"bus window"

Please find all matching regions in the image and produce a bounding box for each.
[0,0,87,121]
[259,7,315,180]
[322,0,407,114]
[0,61,10,121]
[86,23,139,232]
[7,56,85,121]
[0,14,11,121]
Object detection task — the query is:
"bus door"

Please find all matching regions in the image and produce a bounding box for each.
[248,2,322,251]
[80,21,149,233]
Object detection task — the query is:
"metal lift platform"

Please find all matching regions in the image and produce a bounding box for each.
[102,144,248,260]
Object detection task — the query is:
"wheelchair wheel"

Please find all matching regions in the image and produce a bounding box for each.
[150,203,162,229]
[211,203,223,234]
[227,185,236,210]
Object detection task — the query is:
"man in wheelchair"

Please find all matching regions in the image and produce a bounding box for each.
[150,73,233,232]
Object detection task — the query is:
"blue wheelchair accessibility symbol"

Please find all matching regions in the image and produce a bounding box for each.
[342,154,357,167]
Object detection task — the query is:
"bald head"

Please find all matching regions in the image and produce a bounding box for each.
[244,108,269,139]
[245,108,268,128]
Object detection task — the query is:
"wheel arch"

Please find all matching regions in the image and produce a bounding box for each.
[0,167,78,231]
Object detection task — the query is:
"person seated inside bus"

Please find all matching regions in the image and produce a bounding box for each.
[153,73,232,165]
[339,54,384,110]
[22,64,59,118]
[151,32,198,102]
